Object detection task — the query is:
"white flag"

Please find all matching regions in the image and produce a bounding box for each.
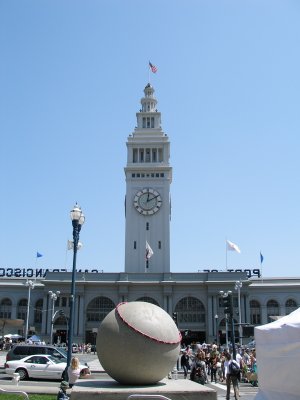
[67,240,83,250]
[146,241,154,259]
[226,240,241,253]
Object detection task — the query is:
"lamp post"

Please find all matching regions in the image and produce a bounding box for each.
[49,290,60,345]
[214,314,219,346]
[67,203,85,369]
[235,280,243,346]
[24,280,35,342]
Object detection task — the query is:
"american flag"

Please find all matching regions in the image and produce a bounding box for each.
[149,61,158,73]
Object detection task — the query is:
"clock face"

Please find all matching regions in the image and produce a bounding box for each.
[134,188,162,215]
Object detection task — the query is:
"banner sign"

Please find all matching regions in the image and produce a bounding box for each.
[203,269,261,278]
[0,267,261,279]
[0,268,100,278]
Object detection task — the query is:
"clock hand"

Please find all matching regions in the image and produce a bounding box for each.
[147,194,160,202]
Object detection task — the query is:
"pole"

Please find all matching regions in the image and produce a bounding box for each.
[67,220,81,368]
[225,316,229,350]
[238,285,242,346]
[50,299,55,345]
[25,284,31,341]
[235,280,243,346]
[24,280,34,342]
[231,313,236,360]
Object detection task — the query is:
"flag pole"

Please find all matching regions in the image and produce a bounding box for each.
[225,239,228,270]
[145,237,148,273]
[260,251,263,283]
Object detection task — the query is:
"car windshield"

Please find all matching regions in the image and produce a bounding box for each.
[48,355,65,364]
[55,348,67,357]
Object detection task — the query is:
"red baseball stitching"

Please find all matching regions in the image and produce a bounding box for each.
[115,302,182,344]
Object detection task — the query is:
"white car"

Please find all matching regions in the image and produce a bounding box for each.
[4,354,86,381]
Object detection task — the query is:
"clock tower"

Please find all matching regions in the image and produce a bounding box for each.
[124,83,172,273]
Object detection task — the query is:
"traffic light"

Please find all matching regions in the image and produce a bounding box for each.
[223,295,233,315]
[172,312,178,325]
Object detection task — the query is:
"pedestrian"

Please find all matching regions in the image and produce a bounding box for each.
[57,381,69,400]
[180,350,190,379]
[190,351,207,385]
[67,357,81,388]
[225,353,240,400]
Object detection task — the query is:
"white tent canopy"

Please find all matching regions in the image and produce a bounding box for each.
[254,307,300,400]
[4,334,22,339]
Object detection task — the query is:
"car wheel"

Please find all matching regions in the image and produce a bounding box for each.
[16,368,28,381]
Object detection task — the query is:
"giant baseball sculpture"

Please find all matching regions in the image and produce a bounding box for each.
[97,301,181,385]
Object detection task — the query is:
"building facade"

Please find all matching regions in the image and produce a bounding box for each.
[0,84,299,346]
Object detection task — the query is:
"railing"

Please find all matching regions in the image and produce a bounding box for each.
[0,388,29,400]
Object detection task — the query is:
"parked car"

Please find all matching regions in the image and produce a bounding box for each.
[6,344,67,362]
[4,354,86,381]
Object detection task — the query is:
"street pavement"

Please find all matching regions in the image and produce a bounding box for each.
[0,351,104,373]
[0,351,259,399]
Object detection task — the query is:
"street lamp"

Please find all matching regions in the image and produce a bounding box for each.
[24,280,35,342]
[235,280,243,346]
[49,290,60,345]
[214,314,219,346]
[67,203,85,369]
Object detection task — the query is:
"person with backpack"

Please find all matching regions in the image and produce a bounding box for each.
[224,352,240,400]
[190,351,207,385]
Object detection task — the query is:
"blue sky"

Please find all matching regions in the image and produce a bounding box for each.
[1,0,300,278]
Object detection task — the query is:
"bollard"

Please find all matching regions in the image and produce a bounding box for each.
[12,373,20,386]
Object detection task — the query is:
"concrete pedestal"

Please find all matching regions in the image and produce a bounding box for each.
[71,379,217,400]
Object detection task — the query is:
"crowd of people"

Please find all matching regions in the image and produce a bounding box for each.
[178,342,257,399]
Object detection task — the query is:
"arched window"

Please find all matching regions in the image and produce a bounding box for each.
[86,297,115,322]
[174,297,205,325]
[17,299,28,320]
[0,298,12,319]
[250,300,261,325]
[267,299,279,323]
[136,297,159,306]
[285,299,297,315]
[34,299,43,323]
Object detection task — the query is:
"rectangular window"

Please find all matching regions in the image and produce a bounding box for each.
[140,149,144,162]
[142,118,146,128]
[133,149,138,163]
[61,297,67,307]
[158,148,163,162]
[158,241,161,249]
[147,117,151,128]
[137,173,140,177]
[146,149,150,162]
[132,173,135,178]
[134,241,137,249]
[146,222,149,231]
[160,173,164,177]
[152,149,157,162]
[151,117,154,128]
